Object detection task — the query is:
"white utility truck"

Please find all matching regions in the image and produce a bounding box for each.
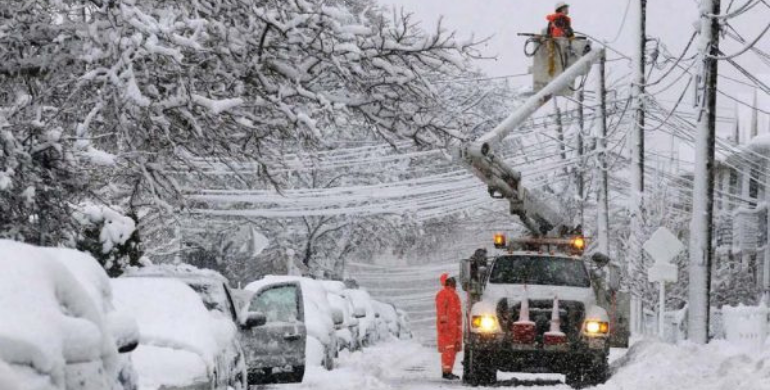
[455,37,629,388]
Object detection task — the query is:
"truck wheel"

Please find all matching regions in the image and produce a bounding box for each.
[565,354,609,389]
[462,347,495,386]
[287,365,305,383]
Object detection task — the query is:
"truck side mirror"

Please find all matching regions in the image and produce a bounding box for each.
[609,264,622,291]
[591,252,611,268]
[460,259,471,291]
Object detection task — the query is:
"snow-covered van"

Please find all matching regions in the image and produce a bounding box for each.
[460,236,624,388]
[240,277,307,384]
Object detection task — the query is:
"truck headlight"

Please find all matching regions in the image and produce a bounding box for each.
[471,315,500,333]
[584,320,609,335]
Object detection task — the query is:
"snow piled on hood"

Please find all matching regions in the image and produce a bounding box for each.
[604,339,770,390]
[111,277,232,388]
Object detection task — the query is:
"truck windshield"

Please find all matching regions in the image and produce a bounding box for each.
[488,256,590,288]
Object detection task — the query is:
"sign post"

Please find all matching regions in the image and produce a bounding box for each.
[643,227,684,339]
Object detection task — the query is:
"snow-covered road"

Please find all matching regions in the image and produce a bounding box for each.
[280,339,770,390]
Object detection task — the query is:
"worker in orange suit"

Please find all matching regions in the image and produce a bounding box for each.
[547,2,575,38]
[436,273,462,380]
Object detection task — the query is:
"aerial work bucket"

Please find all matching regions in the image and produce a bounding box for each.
[522,34,591,97]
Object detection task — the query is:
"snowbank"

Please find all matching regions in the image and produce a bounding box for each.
[605,340,770,390]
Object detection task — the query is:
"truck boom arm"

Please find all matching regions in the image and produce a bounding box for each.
[458,48,606,237]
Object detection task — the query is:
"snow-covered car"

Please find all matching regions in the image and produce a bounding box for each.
[122,264,248,388]
[341,288,378,347]
[373,301,399,340]
[44,247,141,390]
[0,240,138,390]
[112,277,250,390]
[395,308,413,340]
[244,276,343,378]
[321,281,362,352]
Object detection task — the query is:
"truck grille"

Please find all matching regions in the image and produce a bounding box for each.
[498,299,585,343]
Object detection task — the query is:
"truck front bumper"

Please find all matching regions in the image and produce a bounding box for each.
[466,332,608,374]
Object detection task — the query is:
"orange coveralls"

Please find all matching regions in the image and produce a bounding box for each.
[435,274,462,374]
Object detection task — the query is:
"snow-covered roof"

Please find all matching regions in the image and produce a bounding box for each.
[747,133,770,154]
[124,263,228,284]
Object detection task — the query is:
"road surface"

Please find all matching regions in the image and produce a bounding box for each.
[279,340,628,390]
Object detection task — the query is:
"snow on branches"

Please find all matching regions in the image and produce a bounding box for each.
[0,0,480,252]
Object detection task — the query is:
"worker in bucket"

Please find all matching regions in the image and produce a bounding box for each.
[547,2,575,38]
[435,273,462,380]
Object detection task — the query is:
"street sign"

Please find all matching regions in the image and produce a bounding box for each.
[643,227,686,266]
[642,227,685,338]
[648,262,678,283]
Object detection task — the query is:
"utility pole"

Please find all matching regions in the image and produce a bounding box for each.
[688,0,721,344]
[596,54,610,257]
[633,0,647,192]
[629,0,648,336]
[577,89,586,228]
[554,100,568,175]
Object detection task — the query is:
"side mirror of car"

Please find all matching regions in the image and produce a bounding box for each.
[591,252,611,268]
[107,312,140,354]
[353,307,366,319]
[241,312,267,329]
[332,308,345,328]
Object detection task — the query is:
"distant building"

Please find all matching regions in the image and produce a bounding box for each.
[712,132,770,301]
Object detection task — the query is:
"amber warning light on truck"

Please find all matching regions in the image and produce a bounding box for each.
[493,233,507,249]
[493,235,588,255]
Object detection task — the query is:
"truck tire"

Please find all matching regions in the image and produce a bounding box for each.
[287,365,305,383]
[565,354,609,389]
[462,347,495,387]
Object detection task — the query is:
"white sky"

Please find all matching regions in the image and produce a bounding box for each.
[376,0,770,154]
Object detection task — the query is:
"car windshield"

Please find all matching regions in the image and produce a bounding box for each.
[187,281,228,313]
[488,255,590,288]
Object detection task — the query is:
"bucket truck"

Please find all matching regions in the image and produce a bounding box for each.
[456,40,630,388]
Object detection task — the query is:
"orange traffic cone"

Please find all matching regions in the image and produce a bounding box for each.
[544,296,567,348]
[512,287,536,345]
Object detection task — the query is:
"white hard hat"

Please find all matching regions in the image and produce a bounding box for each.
[555,2,569,11]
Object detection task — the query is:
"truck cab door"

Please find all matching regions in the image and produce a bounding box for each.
[241,282,306,383]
